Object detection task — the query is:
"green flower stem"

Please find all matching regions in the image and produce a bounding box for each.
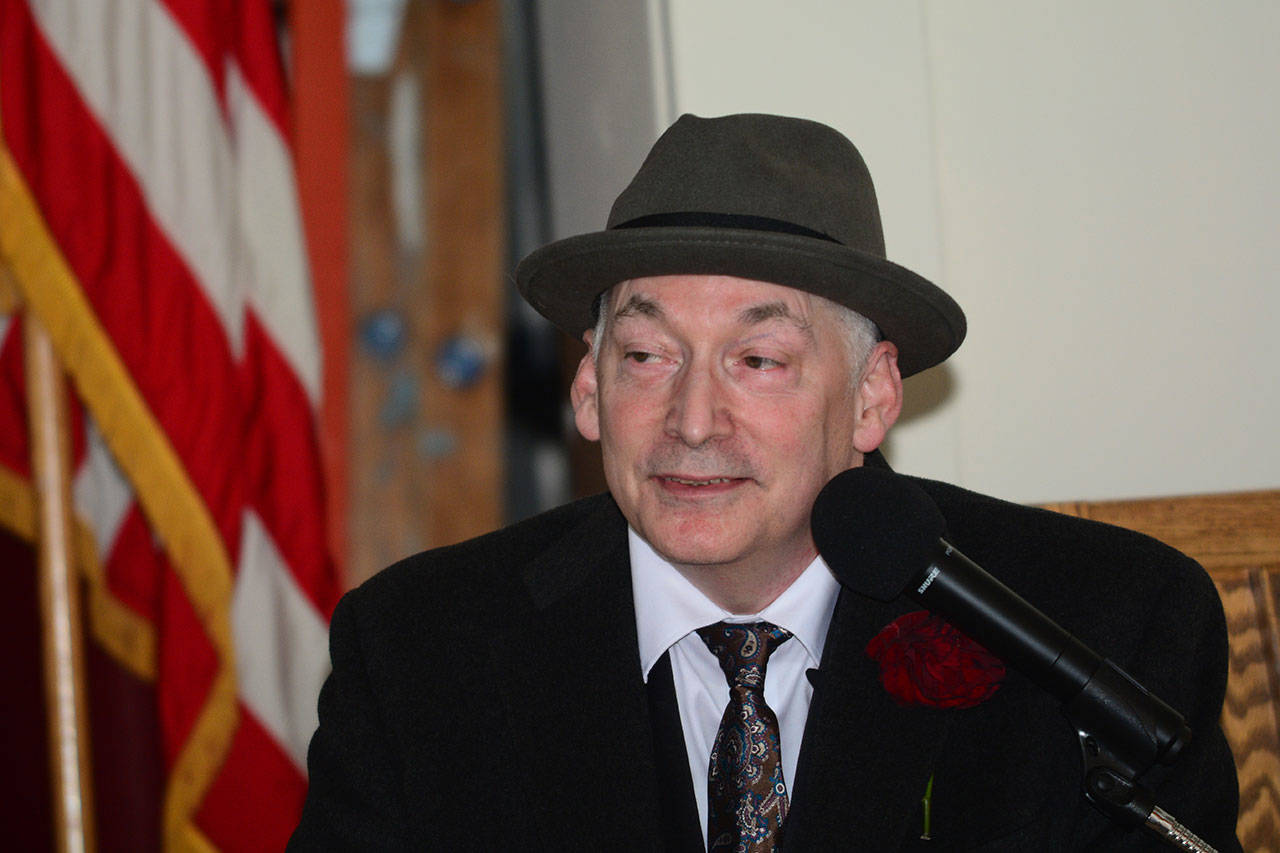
[920,773,935,840]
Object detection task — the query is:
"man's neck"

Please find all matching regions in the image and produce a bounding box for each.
[672,553,816,615]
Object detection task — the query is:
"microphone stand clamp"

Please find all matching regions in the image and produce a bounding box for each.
[1075,728,1218,851]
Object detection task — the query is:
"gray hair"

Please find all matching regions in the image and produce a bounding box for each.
[589,287,881,380]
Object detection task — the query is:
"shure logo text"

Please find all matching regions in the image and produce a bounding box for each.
[916,566,941,595]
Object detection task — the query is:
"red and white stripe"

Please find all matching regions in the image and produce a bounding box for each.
[2,0,339,849]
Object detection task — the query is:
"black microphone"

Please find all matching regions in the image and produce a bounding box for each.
[810,466,1191,777]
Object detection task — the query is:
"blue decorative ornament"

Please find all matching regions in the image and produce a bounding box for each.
[435,334,489,390]
[360,309,407,361]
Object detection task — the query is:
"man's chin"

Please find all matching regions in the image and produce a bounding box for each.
[626,503,770,570]
[643,530,751,573]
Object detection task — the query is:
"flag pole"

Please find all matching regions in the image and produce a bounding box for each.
[24,310,96,853]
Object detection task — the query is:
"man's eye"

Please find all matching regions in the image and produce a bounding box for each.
[741,355,782,370]
[624,351,660,364]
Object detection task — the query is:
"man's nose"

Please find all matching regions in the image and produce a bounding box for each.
[665,363,732,446]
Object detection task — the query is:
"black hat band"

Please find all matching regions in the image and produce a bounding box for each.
[613,211,839,244]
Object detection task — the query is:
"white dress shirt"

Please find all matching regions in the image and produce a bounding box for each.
[629,528,841,841]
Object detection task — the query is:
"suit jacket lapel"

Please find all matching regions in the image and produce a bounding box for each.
[485,498,667,848]
[647,652,705,851]
[784,589,954,849]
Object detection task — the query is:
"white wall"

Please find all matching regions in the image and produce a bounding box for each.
[538,0,1280,504]
[535,0,667,239]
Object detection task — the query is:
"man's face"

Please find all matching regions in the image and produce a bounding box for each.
[572,274,899,599]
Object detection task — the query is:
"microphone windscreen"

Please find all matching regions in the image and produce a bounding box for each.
[811,466,947,601]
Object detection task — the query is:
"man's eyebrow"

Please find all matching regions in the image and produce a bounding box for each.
[739,301,812,333]
[612,294,663,320]
[610,294,813,335]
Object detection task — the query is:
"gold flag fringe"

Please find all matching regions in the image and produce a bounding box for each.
[1,140,237,853]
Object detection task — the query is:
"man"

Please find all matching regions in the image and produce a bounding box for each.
[291,114,1240,850]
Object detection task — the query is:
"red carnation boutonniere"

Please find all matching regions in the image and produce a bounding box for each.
[866,610,1006,709]
[867,611,1005,841]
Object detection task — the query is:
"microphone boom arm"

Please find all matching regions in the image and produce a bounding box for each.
[920,542,1214,851]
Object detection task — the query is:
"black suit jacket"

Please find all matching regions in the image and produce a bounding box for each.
[290,476,1241,850]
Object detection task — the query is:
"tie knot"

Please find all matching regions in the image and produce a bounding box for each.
[697,621,792,690]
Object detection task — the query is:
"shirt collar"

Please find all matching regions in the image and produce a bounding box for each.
[629,527,841,681]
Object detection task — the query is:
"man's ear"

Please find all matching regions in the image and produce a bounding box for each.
[852,340,904,454]
[570,330,601,442]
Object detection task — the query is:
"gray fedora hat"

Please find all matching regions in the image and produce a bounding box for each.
[515,113,965,377]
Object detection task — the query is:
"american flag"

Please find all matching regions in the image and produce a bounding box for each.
[0,0,340,848]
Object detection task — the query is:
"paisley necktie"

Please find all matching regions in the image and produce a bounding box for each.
[697,621,793,852]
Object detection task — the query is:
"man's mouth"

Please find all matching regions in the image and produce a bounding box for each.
[663,476,735,486]
[655,475,751,498]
